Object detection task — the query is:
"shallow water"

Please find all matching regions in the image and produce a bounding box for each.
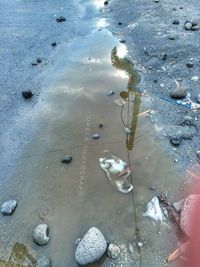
[0,28,181,267]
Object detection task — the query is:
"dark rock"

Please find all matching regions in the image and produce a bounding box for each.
[1,200,18,215]
[118,22,123,25]
[186,62,194,68]
[120,39,126,43]
[37,58,42,64]
[35,256,51,267]
[197,151,200,160]
[104,1,109,5]
[51,42,57,47]
[22,90,33,99]
[92,134,100,140]
[191,20,198,26]
[153,80,158,83]
[62,155,72,164]
[170,136,183,146]
[56,16,66,23]
[31,62,38,66]
[172,20,179,25]
[99,124,103,128]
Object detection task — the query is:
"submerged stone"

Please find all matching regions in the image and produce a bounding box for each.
[33,224,50,246]
[35,256,51,267]
[107,243,120,259]
[1,200,18,215]
[75,227,107,265]
[62,155,72,164]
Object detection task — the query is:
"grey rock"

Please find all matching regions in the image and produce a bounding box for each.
[1,200,18,215]
[106,90,115,96]
[107,243,120,259]
[92,134,100,139]
[197,150,200,160]
[35,256,51,267]
[197,94,200,104]
[192,25,199,31]
[191,20,198,26]
[75,227,107,265]
[166,125,197,141]
[33,224,50,246]
[170,88,187,99]
[168,34,177,40]
[170,136,182,146]
[172,20,179,25]
[185,22,193,30]
[62,155,72,164]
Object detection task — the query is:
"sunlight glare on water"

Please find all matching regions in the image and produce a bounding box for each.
[96,18,109,28]
[93,0,105,8]
[117,43,128,58]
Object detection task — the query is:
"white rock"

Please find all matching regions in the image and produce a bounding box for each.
[173,199,185,212]
[107,243,120,259]
[75,227,107,265]
[191,76,199,82]
[33,224,50,246]
[143,196,164,223]
[1,200,18,215]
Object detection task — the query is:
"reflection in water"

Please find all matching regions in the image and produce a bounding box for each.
[0,243,35,267]
[111,46,141,151]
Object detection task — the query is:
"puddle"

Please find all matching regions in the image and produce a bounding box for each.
[0,29,181,267]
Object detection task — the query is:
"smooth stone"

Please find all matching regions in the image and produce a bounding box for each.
[106,90,115,96]
[170,88,187,99]
[137,242,143,248]
[33,224,50,246]
[92,134,100,139]
[186,62,194,68]
[168,34,177,40]
[191,76,199,82]
[62,155,72,164]
[75,227,107,265]
[22,90,33,99]
[1,200,18,215]
[170,136,182,146]
[51,42,57,47]
[35,256,51,267]
[98,124,103,128]
[124,127,132,134]
[185,22,193,30]
[197,94,200,104]
[192,25,199,31]
[191,20,198,26]
[37,58,42,64]
[107,243,120,259]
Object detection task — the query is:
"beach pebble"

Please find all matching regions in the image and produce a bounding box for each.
[1,200,18,215]
[92,134,100,139]
[185,22,193,30]
[62,155,72,164]
[35,256,51,267]
[191,76,199,82]
[33,224,50,246]
[22,90,33,99]
[124,127,132,134]
[106,90,115,96]
[107,243,120,259]
[56,16,66,23]
[172,20,179,25]
[170,88,187,99]
[75,227,107,265]
[168,34,177,40]
[186,62,194,68]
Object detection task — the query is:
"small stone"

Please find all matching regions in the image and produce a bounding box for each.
[196,94,200,104]
[172,20,179,25]
[168,34,177,40]
[92,134,100,140]
[170,136,182,146]
[98,124,103,128]
[62,155,72,164]
[31,62,38,66]
[33,224,50,246]
[197,150,200,159]
[170,88,187,99]
[191,20,198,26]
[137,242,143,248]
[106,90,115,96]
[118,22,123,25]
[120,39,126,43]
[191,76,199,82]
[1,200,18,215]
[104,1,109,5]
[185,22,193,30]
[154,0,159,2]
[37,58,42,64]
[174,158,178,163]
[148,186,156,191]
[75,227,107,265]
[56,16,66,23]
[22,90,33,99]
[35,256,51,267]
[51,42,57,47]
[192,25,199,31]
[107,243,120,259]
[186,62,194,68]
